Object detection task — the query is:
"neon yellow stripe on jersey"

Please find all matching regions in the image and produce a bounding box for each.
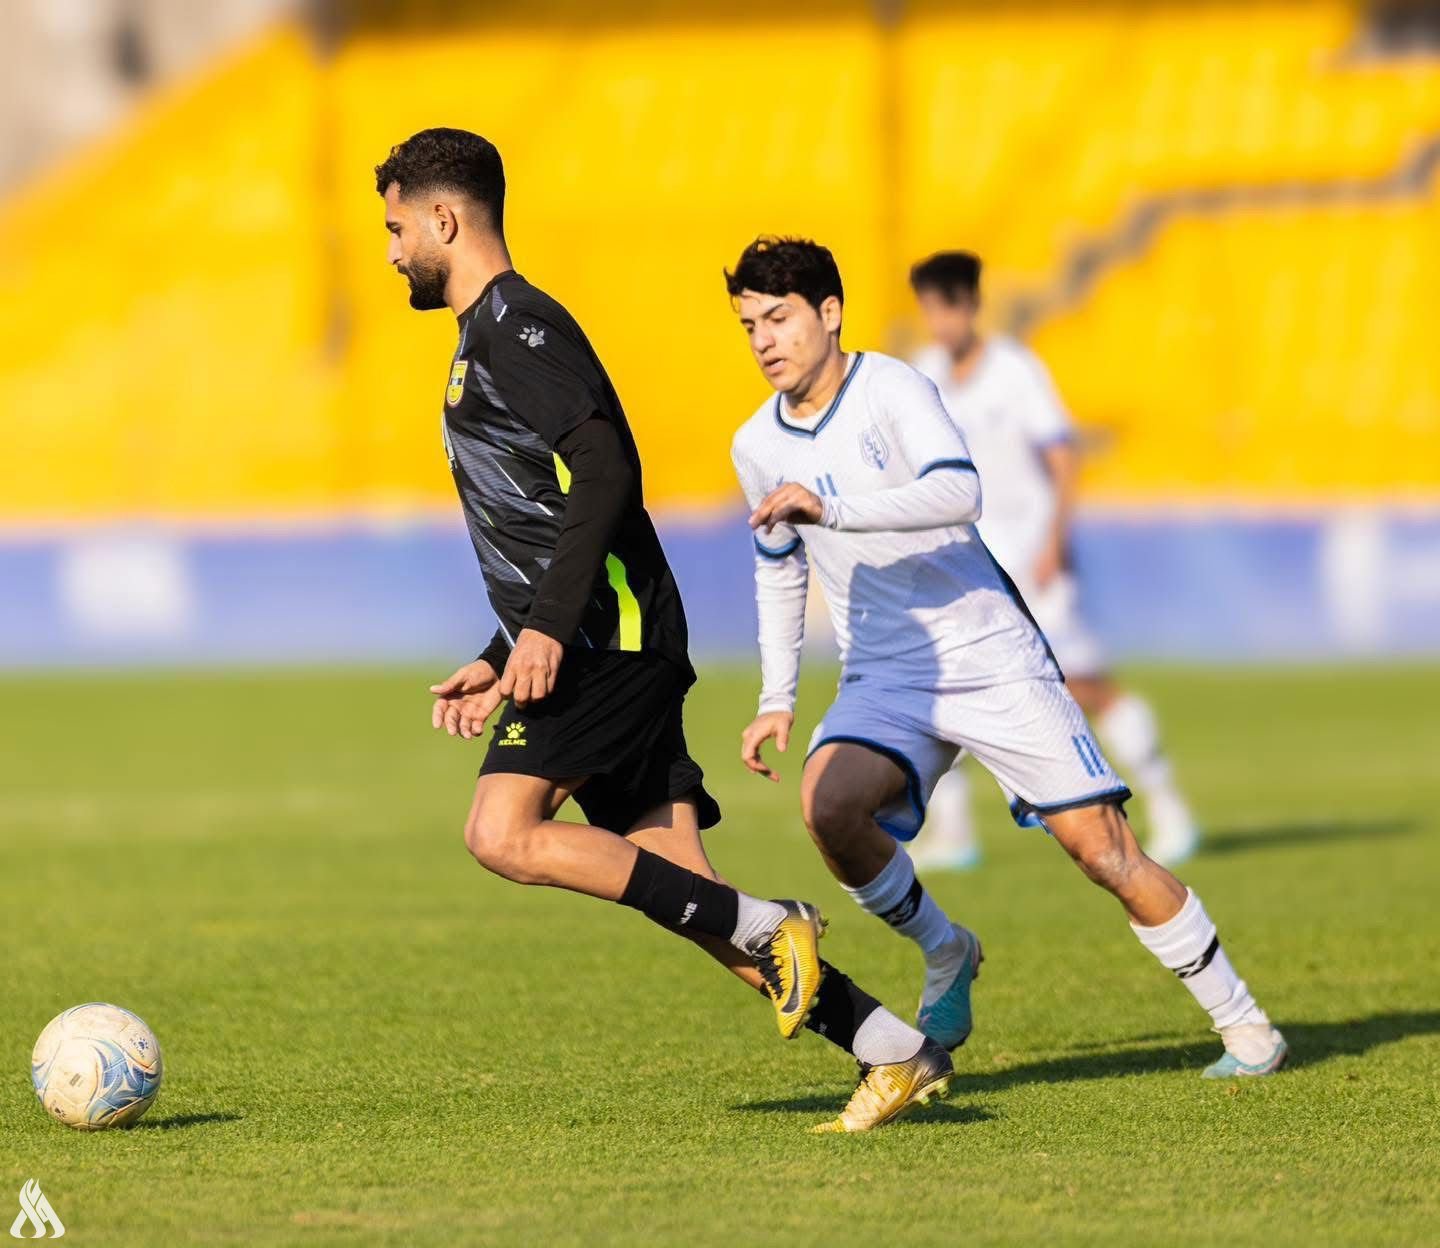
[552,452,641,651]
[605,554,642,651]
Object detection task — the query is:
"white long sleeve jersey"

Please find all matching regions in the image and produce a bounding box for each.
[730,351,1059,714]
[912,336,1074,583]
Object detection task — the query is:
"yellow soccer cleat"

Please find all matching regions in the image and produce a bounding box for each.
[750,900,826,1040]
[812,1038,954,1133]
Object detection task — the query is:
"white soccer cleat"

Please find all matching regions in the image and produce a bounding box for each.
[1202,1023,1288,1079]
[910,841,982,873]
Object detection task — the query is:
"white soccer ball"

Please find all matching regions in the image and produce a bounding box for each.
[31,1002,164,1130]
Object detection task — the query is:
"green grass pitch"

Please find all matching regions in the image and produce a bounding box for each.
[2,663,1438,1245]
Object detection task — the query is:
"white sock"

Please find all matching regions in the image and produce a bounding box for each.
[1097,693,1178,797]
[843,845,955,958]
[730,894,787,953]
[918,766,978,858]
[1131,889,1269,1031]
[852,1007,927,1066]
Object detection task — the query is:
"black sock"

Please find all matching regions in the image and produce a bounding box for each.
[765,961,879,1057]
[619,847,739,941]
[879,877,926,930]
[746,960,880,1055]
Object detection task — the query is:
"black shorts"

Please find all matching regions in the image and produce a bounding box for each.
[478,650,722,835]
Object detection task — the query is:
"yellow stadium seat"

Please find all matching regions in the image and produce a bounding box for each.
[0,0,1436,520]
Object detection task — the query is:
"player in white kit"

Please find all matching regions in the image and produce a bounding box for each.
[908,251,1200,870]
[724,237,1285,1079]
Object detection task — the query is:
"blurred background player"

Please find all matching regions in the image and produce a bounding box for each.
[909,251,1201,870]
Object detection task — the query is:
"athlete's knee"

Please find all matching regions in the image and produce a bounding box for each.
[461,806,510,873]
[1061,811,1144,893]
[1075,840,1137,892]
[801,773,862,842]
[463,796,542,883]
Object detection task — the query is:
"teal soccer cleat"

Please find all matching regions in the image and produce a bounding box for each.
[1202,1024,1289,1078]
[916,925,984,1051]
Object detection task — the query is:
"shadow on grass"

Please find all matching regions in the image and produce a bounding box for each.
[1053,1031,1190,1054]
[1200,817,1418,857]
[948,1010,1440,1092]
[131,1111,243,1131]
[731,1093,993,1126]
[734,1012,1440,1113]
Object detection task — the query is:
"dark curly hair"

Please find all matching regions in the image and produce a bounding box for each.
[724,236,844,313]
[374,127,505,231]
[909,251,981,301]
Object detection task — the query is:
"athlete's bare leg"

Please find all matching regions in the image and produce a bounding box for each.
[463,773,639,899]
[626,798,945,1089]
[1044,798,1283,1073]
[1042,800,1186,925]
[798,743,980,1048]
[462,776,826,1039]
[1065,674,1200,868]
[799,743,911,887]
[626,800,763,992]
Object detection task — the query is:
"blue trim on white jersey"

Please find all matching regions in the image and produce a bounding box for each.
[918,457,977,477]
[1010,784,1132,828]
[754,534,801,559]
[1007,797,1047,831]
[772,352,867,439]
[875,815,921,843]
[807,732,926,840]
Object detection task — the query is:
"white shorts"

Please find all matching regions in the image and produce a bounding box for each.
[807,675,1130,838]
[1017,572,1108,679]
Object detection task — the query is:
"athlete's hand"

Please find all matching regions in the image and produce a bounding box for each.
[500,628,563,709]
[429,660,502,740]
[741,711,794,783]
[750,483,823,533]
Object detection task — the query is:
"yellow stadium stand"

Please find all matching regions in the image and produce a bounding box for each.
[0,0,1436,523]
[1033,194,1440,500]
[0,28,335,521]
[328,1,890,515]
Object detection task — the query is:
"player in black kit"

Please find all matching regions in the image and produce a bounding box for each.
[375,129,952,1131]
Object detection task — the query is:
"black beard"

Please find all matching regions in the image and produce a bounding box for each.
[404,255,449,310]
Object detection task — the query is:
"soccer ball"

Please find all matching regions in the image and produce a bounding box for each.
[31,1002,163,1130]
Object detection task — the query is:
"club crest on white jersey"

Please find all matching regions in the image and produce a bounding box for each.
[859,424,889,470]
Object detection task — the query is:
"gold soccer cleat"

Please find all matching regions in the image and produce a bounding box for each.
[812,1038,954,1133]
[750,900,826,1040]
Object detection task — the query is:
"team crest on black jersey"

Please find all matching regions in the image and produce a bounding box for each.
[446,359,467,407]
[860,424,889,470]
